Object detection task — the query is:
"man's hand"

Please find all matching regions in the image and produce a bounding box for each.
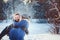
[21,27,29,35]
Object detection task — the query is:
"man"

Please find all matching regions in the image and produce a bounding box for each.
[0,13,29,40]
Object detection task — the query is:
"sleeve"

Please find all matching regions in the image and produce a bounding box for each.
[22,20,29,34]
[0,24,13,39]
[23,20,29,28]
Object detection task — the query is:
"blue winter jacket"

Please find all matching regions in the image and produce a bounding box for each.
[9,20,29,40]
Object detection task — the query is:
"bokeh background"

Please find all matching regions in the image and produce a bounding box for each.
[0,0,60,40]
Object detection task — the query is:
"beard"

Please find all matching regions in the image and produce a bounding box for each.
[15,19,20,22]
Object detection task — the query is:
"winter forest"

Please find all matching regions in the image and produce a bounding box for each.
[0,0,60,19]
[0,0,60,40]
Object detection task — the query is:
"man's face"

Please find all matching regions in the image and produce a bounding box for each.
[14,15,21,21]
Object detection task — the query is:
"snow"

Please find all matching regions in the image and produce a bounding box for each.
[0,20,60,40]
[1,34,60,40]
[25,34,60,40]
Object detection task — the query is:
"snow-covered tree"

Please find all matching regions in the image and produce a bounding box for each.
[0,0,7,20]
[33,0,49,19]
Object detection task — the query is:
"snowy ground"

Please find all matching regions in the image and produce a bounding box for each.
[0,20,60,40]
[1,34,60,40]
[24,34,60,40]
